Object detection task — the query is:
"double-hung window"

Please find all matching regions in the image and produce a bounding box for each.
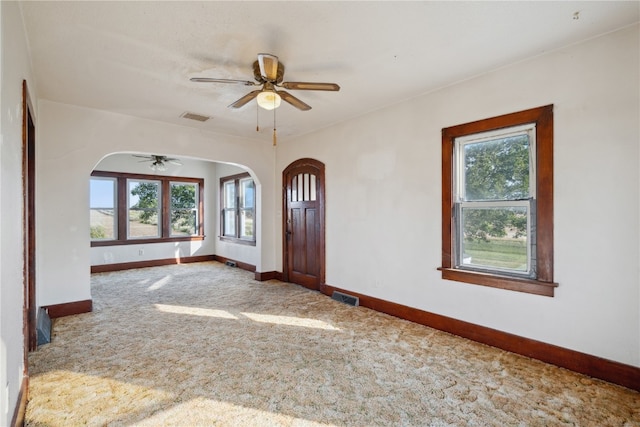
[441,105,557,296]
[170,182,199,236]
[128,179,161,239]
[455,124,535,277]
[220,173,256,245]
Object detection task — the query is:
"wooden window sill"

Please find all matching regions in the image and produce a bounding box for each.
[438,267,558,297]
[91,235,205,247]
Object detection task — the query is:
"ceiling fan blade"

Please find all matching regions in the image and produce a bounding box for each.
[228,90,261,108]
[279,90,312,111]
[190,77,257,86]
[257,53,279,82]
[281,82,340,91]
[133,154,151,159]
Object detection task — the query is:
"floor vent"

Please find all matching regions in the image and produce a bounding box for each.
[331,291,359,307]
[225,261,237,267]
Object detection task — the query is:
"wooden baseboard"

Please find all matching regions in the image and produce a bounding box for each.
[91,255,216,273]
[43,299,93,319]
[11,375,28,427]
[322,283,640,392]
[211,255,256,273]
[254,271,282,281]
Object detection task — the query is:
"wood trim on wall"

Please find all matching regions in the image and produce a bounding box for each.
[211,255,256,273]
[11,375,28,427]
[91,255,216,273]
[254,271,283,281]
[322,283,640,392]
[43,300,93,319]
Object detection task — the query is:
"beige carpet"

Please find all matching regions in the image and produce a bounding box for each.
[26,261,639,426]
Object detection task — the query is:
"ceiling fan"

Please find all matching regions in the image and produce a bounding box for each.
[190,53,340,111]
[133,154,182,172]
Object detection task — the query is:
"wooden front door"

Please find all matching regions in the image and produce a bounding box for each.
[283,159,325,291]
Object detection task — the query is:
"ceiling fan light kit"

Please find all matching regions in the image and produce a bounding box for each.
[133,154,182,172]
[256,89,281,110]
[149,160,166,172]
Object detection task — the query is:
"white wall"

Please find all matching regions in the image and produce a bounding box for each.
[0,2,35,424]
[90,154,218,266]
[37,102,277,308]
[277,25,640,367]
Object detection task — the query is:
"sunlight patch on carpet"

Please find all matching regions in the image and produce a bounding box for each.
[147,275,173,291]
[155,303,239,319]
[241,312,341,330]
[133,397,339,427]
[27,370,173,426]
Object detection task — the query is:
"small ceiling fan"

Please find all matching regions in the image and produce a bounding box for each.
[190,53,340,111]
[133,154,182,172]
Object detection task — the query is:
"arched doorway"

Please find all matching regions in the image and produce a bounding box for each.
[282,158,325,291]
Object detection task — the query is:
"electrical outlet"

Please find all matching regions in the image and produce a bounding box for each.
[138,249,144,256]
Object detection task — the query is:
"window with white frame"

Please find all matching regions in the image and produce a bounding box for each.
[454,124,535,277]
[220,173,256,245]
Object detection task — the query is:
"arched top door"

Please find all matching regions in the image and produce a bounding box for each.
[283,158,325,290]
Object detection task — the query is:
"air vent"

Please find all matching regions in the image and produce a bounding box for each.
[37,307,52,345]
[225,260,237,267]
[331,291,359,307]
[180,112,210,122]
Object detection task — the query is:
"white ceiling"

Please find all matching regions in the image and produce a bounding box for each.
[19,1,639,142]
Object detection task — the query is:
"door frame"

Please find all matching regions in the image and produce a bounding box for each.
[23,80,37,357]
[282,158,325,290]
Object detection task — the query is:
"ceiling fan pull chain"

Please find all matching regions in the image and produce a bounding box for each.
[273,105,277,146]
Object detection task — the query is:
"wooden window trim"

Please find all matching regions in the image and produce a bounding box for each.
[219,172,256,246]
[440,105,558,297]
[90,170,204,247]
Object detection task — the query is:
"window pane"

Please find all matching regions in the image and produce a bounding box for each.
[224,181,236,208]
[310,174,317,201]
[240,178,255,209]
[460,206,529,273]
[90,177,116,240]
[128,180,160,238]
[240,208,254,239]
[170,183,197,236]
[223,209,236,236]
[171,210,196,235]
[463,134,530,201]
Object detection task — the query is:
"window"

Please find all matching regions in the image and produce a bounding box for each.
[128,179,161,239]
[170,182,199,236]
[90,177,117,240]
[440,105,557,296]
[90,171,204,246]
[220,173,256,245]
